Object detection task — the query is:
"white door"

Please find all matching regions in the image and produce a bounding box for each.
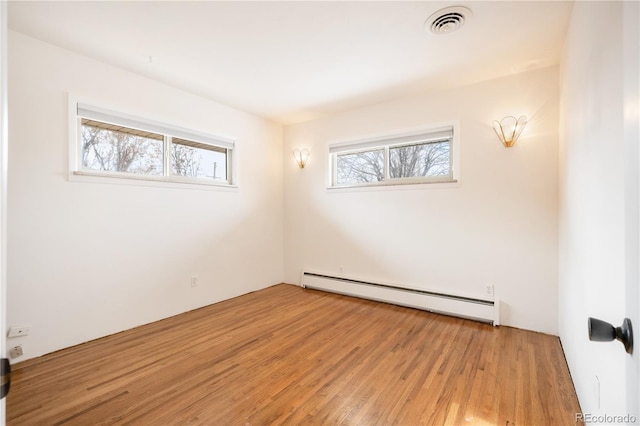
[561,1,639,420]
[625,0,640,415]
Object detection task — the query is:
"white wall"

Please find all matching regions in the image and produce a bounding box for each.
[283,67,560,334]
[559,1,637,419]
[7,31,284,361]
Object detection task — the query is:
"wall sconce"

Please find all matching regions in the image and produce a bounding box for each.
[492,115,527,147]
[293,148,310,168]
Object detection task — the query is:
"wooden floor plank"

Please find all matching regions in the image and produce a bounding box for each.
[7,284,581,425]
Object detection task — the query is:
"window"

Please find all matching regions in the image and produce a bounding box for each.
[336,149,384,185]
[81,119,165,176]
[329,126,456,187]
[72,102,234,186]
[171,138,227,180]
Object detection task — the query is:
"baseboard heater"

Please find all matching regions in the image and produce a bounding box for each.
[301,271,499,326]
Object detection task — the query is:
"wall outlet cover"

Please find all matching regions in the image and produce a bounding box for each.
[9,345,23,359]
[7,325,31,338]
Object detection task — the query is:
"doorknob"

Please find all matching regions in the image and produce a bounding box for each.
[1,358,10,399]
[588,317,633,354]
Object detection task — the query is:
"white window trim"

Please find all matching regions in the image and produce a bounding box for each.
[68,94,238,190]
[326,122,460,190]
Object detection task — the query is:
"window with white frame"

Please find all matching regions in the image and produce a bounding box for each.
[72,103,234,186]
[329,126,455,187]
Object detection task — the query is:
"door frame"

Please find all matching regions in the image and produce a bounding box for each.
[0,0,8,423]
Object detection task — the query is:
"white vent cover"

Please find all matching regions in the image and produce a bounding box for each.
[425,6,472,34]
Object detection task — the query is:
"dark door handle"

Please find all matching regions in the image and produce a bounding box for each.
[1,358,10,399]
[588,317,633,354]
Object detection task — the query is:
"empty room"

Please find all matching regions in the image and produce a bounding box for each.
[0,0,638,425]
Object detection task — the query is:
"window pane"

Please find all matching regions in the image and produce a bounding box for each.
[171,140,227,181]
[81,121,164,175]
[336,149,384,185]
[389,141,450,179]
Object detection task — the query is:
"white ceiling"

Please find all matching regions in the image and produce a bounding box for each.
[8,1,573,124]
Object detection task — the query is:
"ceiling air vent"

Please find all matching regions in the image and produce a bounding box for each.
[425,6,472,34]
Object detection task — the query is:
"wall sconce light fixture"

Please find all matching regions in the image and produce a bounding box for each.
[493,115,527,147]
[293,148,310,168]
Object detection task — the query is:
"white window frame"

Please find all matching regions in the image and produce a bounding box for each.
[68,95,237,189]
[327,123,459,189]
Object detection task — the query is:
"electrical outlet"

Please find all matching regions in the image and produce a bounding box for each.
[7,325,31,338]
[485,285,494,297]
[9,345,23,359]
[191,276,198,288]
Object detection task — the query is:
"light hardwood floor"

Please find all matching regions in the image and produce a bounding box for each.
[7,284,581,425]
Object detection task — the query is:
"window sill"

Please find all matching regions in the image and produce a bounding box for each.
[327,178,459,191]
[70,170,238,191]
